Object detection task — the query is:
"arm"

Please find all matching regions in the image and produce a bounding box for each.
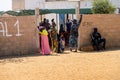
[91,33,95,40]
[78,14,83,26]
[98,33,101,39]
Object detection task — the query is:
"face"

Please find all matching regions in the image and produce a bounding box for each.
[61,34,63,37]
[68,19,69,22]
[94,28,97,33]
[47,20,49,23]
[44,18,46,22]
[73,19,77,24]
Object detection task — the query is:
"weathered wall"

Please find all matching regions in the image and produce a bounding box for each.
[12,0,25,10]
[78,14,120,50]
[0,16,39,56]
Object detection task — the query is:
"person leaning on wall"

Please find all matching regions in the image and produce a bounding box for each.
[91,28,106,51]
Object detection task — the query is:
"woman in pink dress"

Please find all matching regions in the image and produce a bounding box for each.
[38,26,51,55]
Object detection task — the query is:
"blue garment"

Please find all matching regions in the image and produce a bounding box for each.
[60,37,65,51]
[69,36,78,48]
[69,23,79,48]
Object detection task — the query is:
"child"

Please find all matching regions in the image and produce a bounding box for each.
[59,33,65,53]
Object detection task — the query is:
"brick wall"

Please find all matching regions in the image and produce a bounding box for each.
[78,14,120,50]
[0,16,39,56]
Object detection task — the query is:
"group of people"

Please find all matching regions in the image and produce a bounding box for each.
[38,18,106,55]
[38,18,81,55]
[38,18,65,55]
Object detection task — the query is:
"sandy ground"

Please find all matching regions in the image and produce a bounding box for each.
[0,49,120,80]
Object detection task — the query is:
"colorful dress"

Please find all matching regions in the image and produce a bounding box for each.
[51,27,58,52]
[60,37,65,52]
[39,28,51,55]
[69,24,79,49]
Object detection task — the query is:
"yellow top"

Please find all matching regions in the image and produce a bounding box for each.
[39,29,48,36]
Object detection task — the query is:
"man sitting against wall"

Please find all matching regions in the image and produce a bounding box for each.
[91,28,106,51]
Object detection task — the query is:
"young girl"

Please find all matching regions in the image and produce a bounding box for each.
[59,33,65,53]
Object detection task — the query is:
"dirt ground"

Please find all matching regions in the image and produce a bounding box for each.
[0,49,120,80]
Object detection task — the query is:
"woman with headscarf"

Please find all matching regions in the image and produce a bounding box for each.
[38,24,51,55]
[51,19,58,53]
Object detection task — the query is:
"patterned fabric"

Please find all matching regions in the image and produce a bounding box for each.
[60,37,65,51]
[69,36,78,47]
[69,23,79,48]
[70,24,78,37]
[51,27,58,52]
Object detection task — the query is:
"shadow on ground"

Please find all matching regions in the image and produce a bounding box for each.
[79,47,120,54]
[0,47,119,61]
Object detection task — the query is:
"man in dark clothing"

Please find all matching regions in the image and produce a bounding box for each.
[59,24,65,34]
[91,28,106,51]
[66,19,72,32]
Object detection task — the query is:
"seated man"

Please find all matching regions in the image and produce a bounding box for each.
[91,28,106,51]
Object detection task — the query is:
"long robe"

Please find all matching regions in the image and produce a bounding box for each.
[39,29,51,55]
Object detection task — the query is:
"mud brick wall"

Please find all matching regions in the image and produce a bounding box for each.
[0,16,39,56]
[78,14,120,50]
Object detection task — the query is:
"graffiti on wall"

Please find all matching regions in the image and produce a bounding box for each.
[82,22,93,27]
[0,19,22,37]
[14,19,22,36]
